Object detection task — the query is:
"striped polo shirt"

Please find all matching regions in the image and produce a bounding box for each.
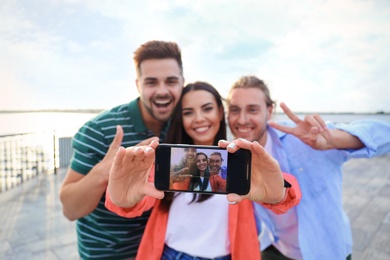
[70,98,169,259]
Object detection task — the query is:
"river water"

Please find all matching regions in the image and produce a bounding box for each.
[1,111,389,137]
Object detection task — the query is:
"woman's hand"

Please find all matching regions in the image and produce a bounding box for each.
[107,140,164,208]
[218,138,285,204]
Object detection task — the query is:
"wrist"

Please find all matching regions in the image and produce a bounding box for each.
[93,162,109,187]
[263,179,291,205]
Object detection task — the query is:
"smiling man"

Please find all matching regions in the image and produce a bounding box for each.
[226,75,390,260]
[59,40,184,260]
[209,152,227,179]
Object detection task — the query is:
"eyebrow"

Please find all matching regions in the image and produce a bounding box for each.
[143,76,180,81]
[182,102,214,111]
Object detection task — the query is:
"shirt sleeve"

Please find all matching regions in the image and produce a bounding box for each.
[105,192,156,218]
[104,165,157,217]
[259,172,302,214]
[333,119,390,158]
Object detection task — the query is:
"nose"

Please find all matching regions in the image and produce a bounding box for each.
[237,112,247,124]
[156,82,169,96]
[194,111,205,122]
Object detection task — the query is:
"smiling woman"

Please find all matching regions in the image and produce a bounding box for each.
[181,86,224,145]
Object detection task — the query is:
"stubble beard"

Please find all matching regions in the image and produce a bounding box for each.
[141,96,172,123]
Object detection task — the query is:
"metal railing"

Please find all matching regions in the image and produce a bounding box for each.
[0,131,73,193]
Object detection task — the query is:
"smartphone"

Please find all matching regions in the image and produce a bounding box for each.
[154,144,251,195]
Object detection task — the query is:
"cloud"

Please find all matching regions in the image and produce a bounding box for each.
[0,0,389,112]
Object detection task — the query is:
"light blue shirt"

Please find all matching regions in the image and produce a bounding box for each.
[254,119,390,260]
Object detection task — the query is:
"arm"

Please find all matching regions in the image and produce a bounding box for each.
[59,125,159,220]
[268,102,364,150]
[59,125,124,221]
[171,176,191,190]
[170,167,192,183]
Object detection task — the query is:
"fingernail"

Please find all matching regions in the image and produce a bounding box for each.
[227,143,236,149]
[133,147,140,151]
[145,147,153,152]
[229,201,237,205]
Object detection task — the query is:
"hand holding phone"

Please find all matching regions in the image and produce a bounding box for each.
[218,139,286,204]
[107,141,164,208]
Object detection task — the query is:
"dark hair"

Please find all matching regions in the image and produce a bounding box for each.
[160,81,227,211]
[133,40,183,77]
[188,152,211,193]
[209,152,223,161]
[226,75,276,108]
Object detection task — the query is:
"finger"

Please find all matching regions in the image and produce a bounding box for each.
[143,146,156,165]
[149,140,160,149]
[234,138,254,151]
[304,115,323,131]
[227,193,243,203]
[136,136,160,146]
[250,141,264,156]
[225,140,240,153]
[280,102,301,124]
[124,146,147,164]
[309,127,319,141]
[313,114,327,131]
[111,146,126,170]
[144,182,165,199]
[217,139,230,148]
[110,125,124,149]
[268,121,295,134]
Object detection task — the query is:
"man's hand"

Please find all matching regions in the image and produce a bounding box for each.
[171,167,192,183]
[136,136,160,146]
[96,125,124,184]
[268,102,333,150]
[218,139,285,204]
[107,141,164,208]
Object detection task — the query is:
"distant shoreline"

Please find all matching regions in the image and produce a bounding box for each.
[0,109,388,115]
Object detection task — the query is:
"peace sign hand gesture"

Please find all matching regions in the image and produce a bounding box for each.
[268,102,333,150]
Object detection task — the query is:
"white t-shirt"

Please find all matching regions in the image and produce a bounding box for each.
[192,177,212,192]
[165,193,230,258]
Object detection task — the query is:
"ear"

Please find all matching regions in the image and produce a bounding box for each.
[266,105,274,121]
[136,79,141,94]
[219,106,224,122]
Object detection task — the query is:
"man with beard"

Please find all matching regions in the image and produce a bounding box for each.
[226,75,390,260]
[208,151,227,179]
[59,40,184,260]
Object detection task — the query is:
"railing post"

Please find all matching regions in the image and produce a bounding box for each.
[53,130,57,175]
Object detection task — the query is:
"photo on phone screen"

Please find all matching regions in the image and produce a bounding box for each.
[155,144,251,195]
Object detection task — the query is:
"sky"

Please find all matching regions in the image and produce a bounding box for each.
[1,0,390,113]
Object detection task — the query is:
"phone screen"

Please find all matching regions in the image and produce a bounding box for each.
[169,146,228,193]
[155,144,251,195]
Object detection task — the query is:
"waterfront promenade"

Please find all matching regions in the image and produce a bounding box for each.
[1,155,390,259]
